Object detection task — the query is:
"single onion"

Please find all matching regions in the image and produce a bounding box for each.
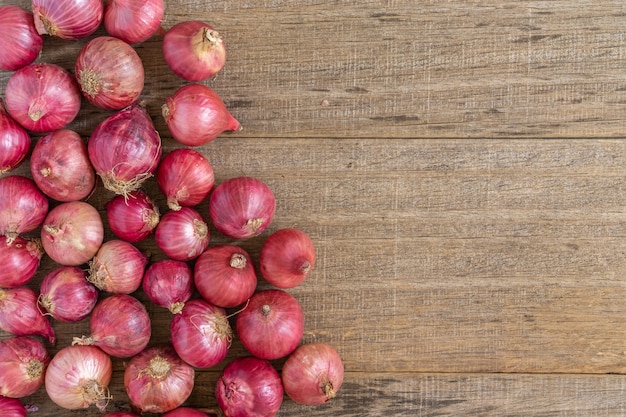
[142,260,193,314]
[170,299,232,368]
[88,240,148,294]
[38,266,98,322]
[0,336,49,398]
[162,83,240,147]
[5,63,81,132]
[124,345,195,413]
[155,207,209,261]
[45,345,112,412]
[260,228,316,289]
[75,36,145,110]
[163,20,226,81]
[104,0,164,44]
[88,105,162,197]
[41,201,104,266]
[32,0,103,40]
[194,245,257,308]
[0,175,49,245]
[235,289,304,360]
[0,6,43,71]
[156,148,215,211]
[163,408,217,417]
[30,129,96,202]
[282,342,344,405]
[0,99,30,175]
[106,190,160,242]
[73,294,151,358]
[0,396,28,417]
[0,287,55,344]
[0,236,43,288]
[209,176,276,239]
[215,356,283,417]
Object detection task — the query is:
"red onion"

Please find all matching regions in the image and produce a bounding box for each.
[0,396,28,417]
[142,260,193,314]
[106,190,160,242]
[5,63,81,132]
[41,201,104,266]
[124,345,195,413]
[215,356,283,417]
[30,129,96,202]
[0,287,55,344]
[75,36,145,110]
[157,148,215,211]
[0,175,49,245]
[32,0,103,40]
[235,289,304,360]
[260,228,316,289]
[282,342,344,405]
[0,99,30,175]
[104,0,164,44]
[88,104,162,197]
[73,294,151,358]
[209,176,276,239]
[163,20,226,81]
[0,6,43,71]
[0,336,49,398]
[0,236,43,288]
[88,240,148,294]
[162,83,240,147]
[155,207,209,261]
[170,298,232,368]
[194,245,257,308]
[38,266,98,322]
[163,408,217,417]
[45,345,112,412]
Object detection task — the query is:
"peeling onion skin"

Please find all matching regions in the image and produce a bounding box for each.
[32,0,104,40]
[0,99,30,175]
[104,0,164,44]
[0,6,43,71]
[0,336,50,398]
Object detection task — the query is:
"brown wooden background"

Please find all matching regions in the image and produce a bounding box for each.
[3,0,626,416]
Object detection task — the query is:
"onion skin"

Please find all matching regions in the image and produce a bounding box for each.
[215,356,283,417]
[163,408,217,417]
[0,396,28,417]
[30,129,96,202]
[32,0,104,40]
[142,260,193,314]
[155,207,210,261]
[104,0,164,44]
[260,228,316,289]
[0,287,56,344]
[0,336,49,398]
[0,6,43,71]
[282,342,344,405]
[0,99,30,175]
[0,175,49,245]
[88,240,148,294]
[38,266,98,322]
[76,36,145,110]
[0,236,43,288]
[106,190,160,242]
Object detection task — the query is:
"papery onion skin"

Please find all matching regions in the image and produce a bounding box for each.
[209,176,276,239]
[88,239,148,294]
[30,129,96,202]
[124,345,195,413]
[170,299,232,368]
[142,260,193,314]
[0,236,43,288]
[282,342,344,405]
[0,99,30,175]
[38,266,98,322]
[0,175,49,245]
[41,201,104,266]
[0,396,28,417]
[5,63,81,132]
[157,148,215,211]
[163,20,226,82]
[0,287,56,344]
[45,345,112,412]
[76,36,145,110]
[155,207,209,261]
[0,336,49,398]
[162,83,240,147]
[32,0,104,40]
[104,0,164,44]
[0,6,43,71]
[260,228,316,289]
[215,356,283,417]
[194,245,257,308]
[106,190,160,242]
[163,407,217,417]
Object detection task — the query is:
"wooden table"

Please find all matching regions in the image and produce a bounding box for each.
[3,0,626,415]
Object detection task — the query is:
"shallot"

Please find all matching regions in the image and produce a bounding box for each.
[0,175,49,245]
[0,98,30,175]
[0,287,55,344]
[0,336,49,398]
[32,0,103,40]
[0,6,43,71]
[38,266,98,322]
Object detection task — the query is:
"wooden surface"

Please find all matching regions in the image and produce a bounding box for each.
[3,0,626,415]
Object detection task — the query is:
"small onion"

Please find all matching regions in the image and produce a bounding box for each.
[124,345,195,413]
[156,148,215,211]
[106,190,160,242]
[32,0,103,40]
[0,396,28,417]
[104,0,164,44]
[45,345,112,412]
[38,266,98,322]
[0,6,43,71]
[0,336,49,398]
[215,356,283,417]
[0,287,56,344]
[209,176,276,239]
[142,260,193,314]
[155,207,209,261]
[88,240,148,294]
[0,175,49,245]
[30,129,96,202]
[163,408,217,417]
[0,236,43,288]
[0,99,30,175]
[163,20,226,81]
[260,228,316,288]
[41,201,104,266]
[162,83,240,147]
[5,63,81,132]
